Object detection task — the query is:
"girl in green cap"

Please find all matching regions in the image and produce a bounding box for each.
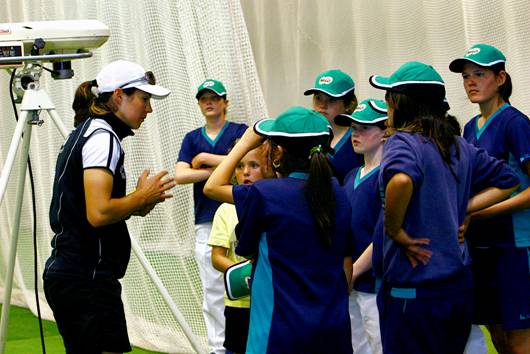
[304,69,363,184]
[450,44,530,354]
[204,106,354,353]
[370,61,519,354]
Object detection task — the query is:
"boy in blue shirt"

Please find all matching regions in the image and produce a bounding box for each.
[175,79,247,354]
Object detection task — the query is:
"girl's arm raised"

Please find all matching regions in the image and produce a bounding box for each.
[204,127,264,204]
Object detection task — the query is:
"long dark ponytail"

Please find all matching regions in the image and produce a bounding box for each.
[274,142,336,247]
[305,147,335,247]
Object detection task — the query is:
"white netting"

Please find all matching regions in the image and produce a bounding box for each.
[1,0,530,353]
[0,1,265,353]
[241,0,530,123]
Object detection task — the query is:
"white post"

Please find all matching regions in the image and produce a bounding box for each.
[0,112,32,354]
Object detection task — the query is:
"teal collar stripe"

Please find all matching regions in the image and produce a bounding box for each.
[288,172,309,180]
[330,128,351,159]
[475,103,509,140]
[201,121,230,146]
[390,287,417,299]
[354,165,380,189]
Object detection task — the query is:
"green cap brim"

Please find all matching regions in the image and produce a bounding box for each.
[449,58,506,73]
[303,87,354,98]
[369,75,445,91]
[334,113,388,127]
[195,88,226,99]
[254,118,331,138]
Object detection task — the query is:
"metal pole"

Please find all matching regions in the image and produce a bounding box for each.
[0,111,32,353]
[0,113,27,205]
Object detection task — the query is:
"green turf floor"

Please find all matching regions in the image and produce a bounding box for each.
[0,305,159,354]
[1,304,498,353]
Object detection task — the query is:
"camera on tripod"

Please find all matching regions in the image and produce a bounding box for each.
[0,19,109,76]
[0,20,109,101]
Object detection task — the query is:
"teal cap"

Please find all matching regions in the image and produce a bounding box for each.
[335,99,387,127]
[449,44,506,73]
[255,106,331,138]
[196,79,227,99]
[304,69,355,97]
[254,106,333,157]
[369,61,445,101]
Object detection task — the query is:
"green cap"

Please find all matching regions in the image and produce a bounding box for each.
[224,260,252,301]
[449,44,506,73]
[196,79,227,99]
[254,106,331,138]
[369,61,445,101]
[304,69,355,97]
[335,99,387,127]
[254,106,333,157]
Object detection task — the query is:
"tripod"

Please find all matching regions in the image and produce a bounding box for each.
[0,73,70,353]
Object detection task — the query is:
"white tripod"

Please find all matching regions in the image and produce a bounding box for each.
[0,70,70,353]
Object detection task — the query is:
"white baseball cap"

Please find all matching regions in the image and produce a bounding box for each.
[96,60,170,99]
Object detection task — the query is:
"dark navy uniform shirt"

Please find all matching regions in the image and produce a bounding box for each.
[379,132,519,287]
[463,104,530,248]
[45,114,133,280]
[177,121,247,224]
[233,173,353,354]
[343,166,381,293]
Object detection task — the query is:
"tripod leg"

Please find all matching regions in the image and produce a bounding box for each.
[0,112,33,354]
[0,112,29,206]
[47,108,69,139]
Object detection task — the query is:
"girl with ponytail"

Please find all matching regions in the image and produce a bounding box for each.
[204,106,354,353]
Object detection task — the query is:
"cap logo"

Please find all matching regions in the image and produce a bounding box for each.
[203,81,215,88]
[465,48,481,56]
[355,104,366,112]
[318,76,333,85]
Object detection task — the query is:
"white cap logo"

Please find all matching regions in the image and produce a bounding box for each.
[466,48,481,56]
[319,76,334,85]
[355,104,366,112]
[203,81,215,88]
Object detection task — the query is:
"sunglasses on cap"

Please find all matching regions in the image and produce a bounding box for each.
[119,71,156,88]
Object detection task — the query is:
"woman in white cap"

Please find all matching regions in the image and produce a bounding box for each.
[450,44,530,354]
[204,106,354,353]
[369,61,519,354]
[43,60,174,354]
[304,69,363,184]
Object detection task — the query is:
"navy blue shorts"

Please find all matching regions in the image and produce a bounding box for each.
[224,306,250,353]
[471,246,530,330]
[44,277,131,354]
[377,272,473,354]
